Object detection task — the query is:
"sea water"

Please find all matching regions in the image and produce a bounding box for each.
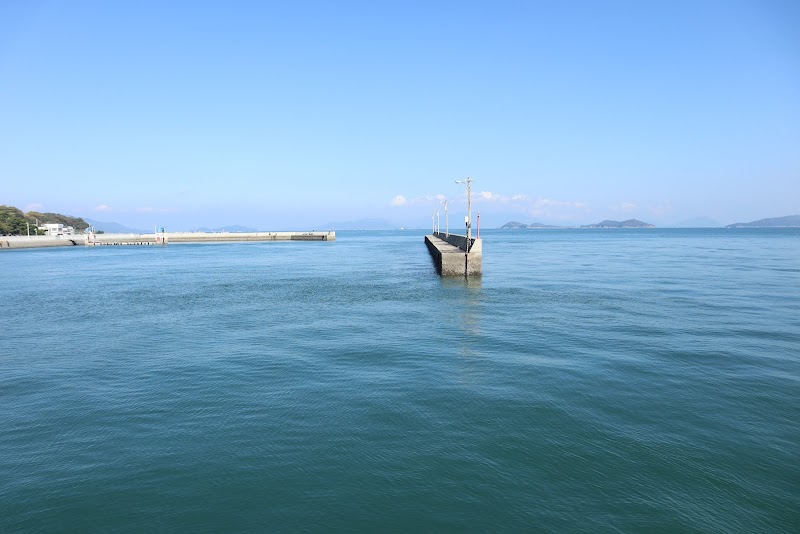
[1,229,798,531]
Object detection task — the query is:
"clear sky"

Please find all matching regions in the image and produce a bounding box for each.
[1,0,798,229]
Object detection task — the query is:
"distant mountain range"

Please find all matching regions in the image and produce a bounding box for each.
[84,218,147,234]
[86,219,262,233]
[192,225,258,233]
[725,215,800,228]
[83,214,800,236]
[501,219,654,229]
[581,219,655,228]
[321,218,404,230]
[672,216,722,228]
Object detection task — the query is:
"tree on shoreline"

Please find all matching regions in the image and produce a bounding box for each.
[0,205,90,235]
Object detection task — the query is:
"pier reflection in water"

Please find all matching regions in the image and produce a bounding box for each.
[439,276,483,388]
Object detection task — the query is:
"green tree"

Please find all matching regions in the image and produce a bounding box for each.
[0,205,29,235]
[0,205,91,235]
[26,211,90,232]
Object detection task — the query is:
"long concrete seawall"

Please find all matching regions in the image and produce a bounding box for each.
[0,236,86,249]
[425,233,482,276]
[167,231,334,243]
[0,231,335,250]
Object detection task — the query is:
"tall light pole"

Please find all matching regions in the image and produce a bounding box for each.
[436,208,440,234]
[444,200,449,237]
[455,176,474,244]
[440,199,448,237]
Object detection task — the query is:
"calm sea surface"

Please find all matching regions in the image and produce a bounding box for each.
[1,229,798,532]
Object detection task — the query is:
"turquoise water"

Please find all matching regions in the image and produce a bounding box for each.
[1,229,798,531]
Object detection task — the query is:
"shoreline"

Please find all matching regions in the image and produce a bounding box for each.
[0,231,336,250]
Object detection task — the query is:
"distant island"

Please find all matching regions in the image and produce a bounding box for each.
[581,219,655,228]
[725,215,800,228]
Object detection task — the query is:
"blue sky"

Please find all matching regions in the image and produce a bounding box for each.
[1,0,798,229]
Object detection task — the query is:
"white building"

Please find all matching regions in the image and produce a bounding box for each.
[38,223,75,236]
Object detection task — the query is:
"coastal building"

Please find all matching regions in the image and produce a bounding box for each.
[38,223,75,236]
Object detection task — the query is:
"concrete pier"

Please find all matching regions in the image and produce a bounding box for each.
[0,231,335,250]
[425,232,482,276]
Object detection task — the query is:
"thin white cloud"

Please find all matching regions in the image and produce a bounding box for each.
[95,204,112,212]
[610,202,637,213]
[392,189,587,221]
[24,202,44,212]
[532,198,585,209]
[390,195,407,206]
[406,195,446,206]
[649,201,673,216]
[523,197,590,218]
[470,193,584,209]
[471,191,515,203]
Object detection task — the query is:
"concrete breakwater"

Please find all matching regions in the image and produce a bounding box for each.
[166,231,334,243]
[0,231,335,250]
[1,236,84,249]
[425,232,482,276]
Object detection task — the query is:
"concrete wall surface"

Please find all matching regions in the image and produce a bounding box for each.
[165,231,335,242]
[0,236,82,249]
[433,232,481,254]
[1,231,336,250]
[425,235,481,276]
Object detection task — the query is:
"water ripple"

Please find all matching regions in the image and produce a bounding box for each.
[1,230,798,531]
